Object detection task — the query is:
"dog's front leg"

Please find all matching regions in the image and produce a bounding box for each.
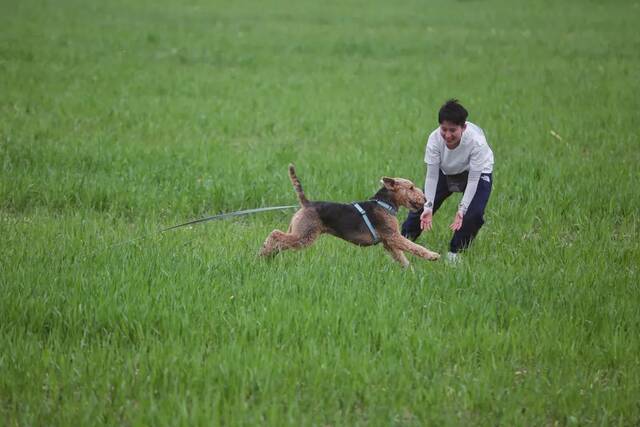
[383,242,410,268]
[392,235,440,261]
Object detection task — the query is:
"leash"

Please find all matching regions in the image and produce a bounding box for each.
[160,205,298,232]
[91,205,298,256]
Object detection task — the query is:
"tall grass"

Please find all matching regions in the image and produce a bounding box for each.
[1,0,639,425]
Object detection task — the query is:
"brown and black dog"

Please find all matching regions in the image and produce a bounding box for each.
[259,165,440,267]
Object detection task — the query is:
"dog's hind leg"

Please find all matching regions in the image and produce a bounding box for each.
[259,210,321,257]
[259,229,320,257]
[259,229,292,257]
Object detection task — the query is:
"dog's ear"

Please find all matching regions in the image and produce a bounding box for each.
[381,177,396,190]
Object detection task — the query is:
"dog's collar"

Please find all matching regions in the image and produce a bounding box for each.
[373,199,397,216]
[352,203,380,244]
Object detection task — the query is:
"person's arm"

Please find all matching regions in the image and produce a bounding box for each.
[458,170,482,215]
[421,133,441,231]
[458,135,492,215]
[421,166,438,231]
[423,133,441,212]
[423,164,440,212]
[449,140,486,231]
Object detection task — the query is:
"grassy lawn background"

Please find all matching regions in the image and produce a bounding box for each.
[1,0,639,424]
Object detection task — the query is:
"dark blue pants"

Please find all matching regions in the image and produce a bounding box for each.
[401,170,493,253]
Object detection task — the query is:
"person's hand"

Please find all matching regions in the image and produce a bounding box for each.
[420,209,433,231]
[449,211,463,231]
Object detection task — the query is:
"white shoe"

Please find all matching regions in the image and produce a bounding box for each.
[446,252,461,264]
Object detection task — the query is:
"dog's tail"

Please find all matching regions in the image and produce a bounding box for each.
[288,164,309,207]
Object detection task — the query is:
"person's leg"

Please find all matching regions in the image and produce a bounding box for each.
[402,170,451,241]
[401,209,422,241]
[449,173,493,253]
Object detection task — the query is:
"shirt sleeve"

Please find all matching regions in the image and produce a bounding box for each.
[458,170,482,215]
[424,132,441,164]
[469,135,491,172]
[423,132,441,211]
[423,164,440,211]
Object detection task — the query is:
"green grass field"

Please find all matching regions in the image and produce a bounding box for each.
[1,0,639,425]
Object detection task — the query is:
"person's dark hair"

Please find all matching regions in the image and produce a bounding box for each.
[438,99,468,126]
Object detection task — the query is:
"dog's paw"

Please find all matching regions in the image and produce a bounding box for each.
[258,245,270,257]
[258,244,278,258]
[426,251,440,261]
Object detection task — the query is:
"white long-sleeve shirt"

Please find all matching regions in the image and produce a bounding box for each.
[423,122,494,215]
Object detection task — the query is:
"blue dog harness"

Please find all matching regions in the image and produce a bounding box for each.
[352,200,397,244]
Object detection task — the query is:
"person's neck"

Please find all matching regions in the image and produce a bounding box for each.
[445,140,461,150]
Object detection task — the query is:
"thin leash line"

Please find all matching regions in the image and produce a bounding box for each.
[159,205,298,232]
[88,205,299,258]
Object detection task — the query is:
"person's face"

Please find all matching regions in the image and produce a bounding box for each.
[439,121,466,149]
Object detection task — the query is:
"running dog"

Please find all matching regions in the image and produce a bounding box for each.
[259,165,440,267]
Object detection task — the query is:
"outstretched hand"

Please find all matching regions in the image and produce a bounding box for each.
[420,210,433,231]
[449,211,463,231]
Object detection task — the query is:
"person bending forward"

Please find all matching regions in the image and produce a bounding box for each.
[401,99,494,261]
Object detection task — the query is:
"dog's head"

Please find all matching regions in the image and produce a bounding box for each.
[380,177,426,212]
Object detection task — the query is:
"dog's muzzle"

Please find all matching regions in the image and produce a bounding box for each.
[410,201,424,211]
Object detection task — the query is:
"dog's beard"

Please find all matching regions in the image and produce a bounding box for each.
[409,201,423,211]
